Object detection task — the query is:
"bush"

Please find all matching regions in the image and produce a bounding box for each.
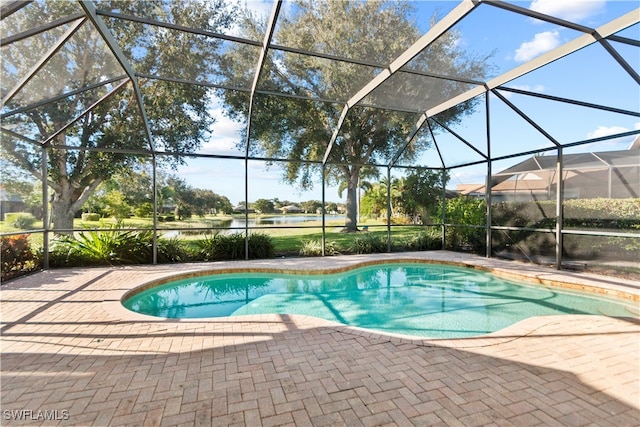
[405,231,442,251]
[437,197,486,253]
[134,202,154,218]
[490,198,640,257]
[197,232,275,261]
[157,237,193,263]
[81,213,101,221]
[248,233,275,259]
[350,233,387,254]
[197,233,245,261]
[5,213,37,229]
[49,223,153,266]
[1,234,41,281]
[382,216,413,225]
[299,239,340,256]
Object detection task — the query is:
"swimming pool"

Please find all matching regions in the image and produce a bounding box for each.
[123,263,636,338]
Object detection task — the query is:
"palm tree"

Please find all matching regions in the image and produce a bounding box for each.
[378,177,405,218]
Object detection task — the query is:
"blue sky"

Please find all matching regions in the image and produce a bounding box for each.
[178,0,639,205]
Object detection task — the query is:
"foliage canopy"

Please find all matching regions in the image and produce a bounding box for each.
[220,0,492,230]
[1,0,237,231]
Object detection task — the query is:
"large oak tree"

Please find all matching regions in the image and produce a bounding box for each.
[1,0,236,232]
[219,0,492,231]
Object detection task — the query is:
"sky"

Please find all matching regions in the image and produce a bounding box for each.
[177,0,639,206]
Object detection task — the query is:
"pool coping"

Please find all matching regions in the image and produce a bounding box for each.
[106,251,640,349]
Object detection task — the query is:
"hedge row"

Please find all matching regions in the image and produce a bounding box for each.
[491,198,640,229]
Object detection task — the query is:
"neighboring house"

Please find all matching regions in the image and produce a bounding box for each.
[457,147,640,201]
[233,205,255,214]
[279,205,302,214]
[0,187,27,221]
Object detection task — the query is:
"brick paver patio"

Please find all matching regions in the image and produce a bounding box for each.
[1,251,638,426]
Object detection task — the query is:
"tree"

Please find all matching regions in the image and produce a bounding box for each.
[220,1,491,231]
[325,202,338,214]
[103,190,131,220]
[253,198,275,214]
[1,0,237,233]
[301,200,322,214]
[193,189,233,216]
[360,177,403,219]
[360,183,386,218]
[0,161,43,219]
[402,169,447,223]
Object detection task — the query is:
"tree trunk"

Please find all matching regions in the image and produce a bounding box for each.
[343,172,359,232]
[50,193,77,234]
[49,177,103,235]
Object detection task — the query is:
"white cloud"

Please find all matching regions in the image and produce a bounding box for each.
[529,0,606,23]
[585,123,639,149]
[587,125,631,139]
[514,31,560,62]
[199,104,245,155]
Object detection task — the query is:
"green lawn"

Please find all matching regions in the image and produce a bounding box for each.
[0,213,239,234]
[1,213,432,255]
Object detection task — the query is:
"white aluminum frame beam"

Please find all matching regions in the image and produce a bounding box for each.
[0,1,32,20]
[1,17,86,107]
[41,78,131,147]
[427,8,640,119]
[322,0,479,165]
[243,0,282,259]
[0,12,86,45]
[2,75,127,119]
[245,0,288,159]
[79,1,155,152]
[484,0,640,85]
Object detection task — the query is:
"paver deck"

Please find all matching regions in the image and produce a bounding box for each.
[1,251,639,426]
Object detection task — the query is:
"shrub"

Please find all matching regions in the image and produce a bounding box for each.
[197,232,275,261]
[299,239,340,256]
[405,231,442,251]
[157,237,193,263]
[5,212,37,229]
[81,213,101,221]
[49,223,153,266]
[134,203,154,218]
[437,197,486,253]
[1,234,41,281]
[350,233,387,254]
[248,233,275,259]
[197,233,244,261]
[383,216,413,225]
[489,198,640,257]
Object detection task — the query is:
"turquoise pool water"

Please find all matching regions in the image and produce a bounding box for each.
[123,263,636,338]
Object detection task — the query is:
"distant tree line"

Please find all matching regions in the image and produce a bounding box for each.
[83,168,233,221]
[248,199,341,215]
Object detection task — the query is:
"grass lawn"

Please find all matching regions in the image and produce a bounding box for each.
[1,213,432,254]
[268,225,428,253]
[0,214,246,235]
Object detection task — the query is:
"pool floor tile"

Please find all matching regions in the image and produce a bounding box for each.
[1,251,638,426]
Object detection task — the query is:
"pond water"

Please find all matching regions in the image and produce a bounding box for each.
[161,215,341,237]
